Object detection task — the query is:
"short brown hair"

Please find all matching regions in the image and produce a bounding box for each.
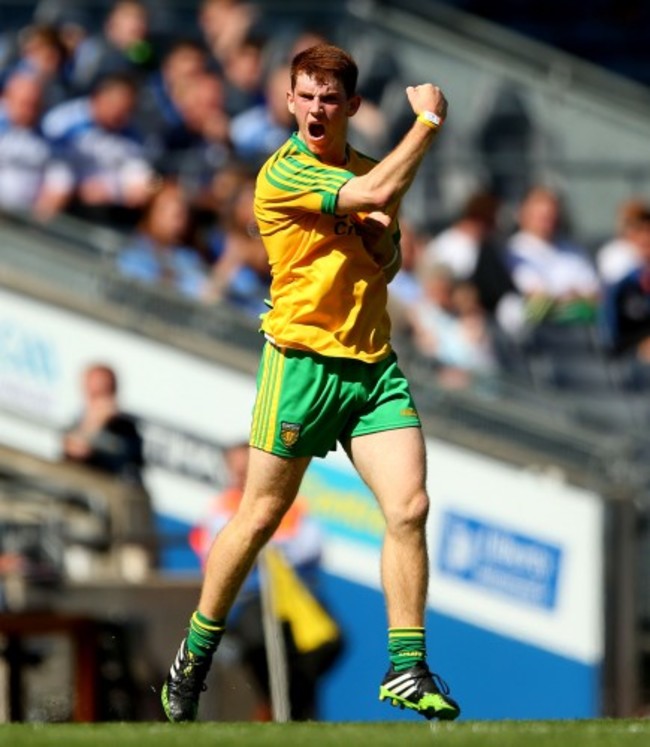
[290,43,358,98]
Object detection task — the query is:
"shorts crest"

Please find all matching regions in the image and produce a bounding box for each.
[280,421,301,448]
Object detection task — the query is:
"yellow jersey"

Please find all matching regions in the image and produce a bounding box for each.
[254,133,398,363]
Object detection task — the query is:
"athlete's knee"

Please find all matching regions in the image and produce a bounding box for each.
[385,489,429,534]
[235,501,285,547]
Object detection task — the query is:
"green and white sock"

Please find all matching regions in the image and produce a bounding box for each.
[388,627,426,672]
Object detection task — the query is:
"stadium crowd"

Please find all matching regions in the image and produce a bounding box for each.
[2,0,650,396]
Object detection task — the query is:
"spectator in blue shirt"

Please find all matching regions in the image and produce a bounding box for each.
[204,173,270,315]
[117,179,210,300]
[229,63,294,168]
[136,39,210,166]
[0,71,73,220]
[161,69,232,204]
[42,71,155,224]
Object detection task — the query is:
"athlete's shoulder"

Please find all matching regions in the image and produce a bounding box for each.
[257,134,302,179]
[257,133,352,197]
[259,133,320,177]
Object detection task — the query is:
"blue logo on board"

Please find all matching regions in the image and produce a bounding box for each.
[0,319,59,384]
[437,512,563,610]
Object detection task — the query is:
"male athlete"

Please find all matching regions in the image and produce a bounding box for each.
[162,43,460,723]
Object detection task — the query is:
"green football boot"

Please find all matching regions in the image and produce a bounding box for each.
[161,638,211,722]
[379,662,460,721]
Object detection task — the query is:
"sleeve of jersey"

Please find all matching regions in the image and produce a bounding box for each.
[260,152,354,215]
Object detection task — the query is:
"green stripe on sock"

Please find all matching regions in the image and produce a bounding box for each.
[187,610,225,657]
[388,627,426,672]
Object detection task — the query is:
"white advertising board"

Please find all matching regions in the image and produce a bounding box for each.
[426,441,604,664]
[0,287,256,521]
[303,441,604,665]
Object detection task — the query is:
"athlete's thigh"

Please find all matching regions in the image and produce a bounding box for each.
[237,445,312,522]
[344,353,421,442]
[250,343,349,458]
[345,426,427,517]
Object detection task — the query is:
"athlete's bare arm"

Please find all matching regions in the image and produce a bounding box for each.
[337,83,448,216]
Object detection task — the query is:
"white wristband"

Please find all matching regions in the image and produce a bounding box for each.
[417,110,443,129]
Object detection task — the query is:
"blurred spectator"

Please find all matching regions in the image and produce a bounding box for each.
[387,218,427,337]
[164,69,232,201]
[42,71,155,225]
[53,8,91,66]
[600,208,650,359]
[2,23,70,109]
[117,179,210,300]
[505,186,601,326]
[67,0,156,94]
[0,28,19,85]
[0,71,73,220]
[229,63,294,168]
[190,441,342,721]
[197,0,260,70]
[62,361,156,573]
[63,363,145,483]
[337,30,407,153]
[424,190,517,319]
[205,158,254,217]
[136,39,210,165]
[271,27,331,66]
[348,99,393,158]
[407,263,498,389]
[596,197,649,285]
[204,173,271,315]
[220,33,268,118]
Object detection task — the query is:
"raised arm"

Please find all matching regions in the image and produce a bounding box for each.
[337,83,448,215]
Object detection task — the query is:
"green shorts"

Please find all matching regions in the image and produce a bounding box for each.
[249,343,421,458]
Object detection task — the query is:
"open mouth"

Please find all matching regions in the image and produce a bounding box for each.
[308,122,326,139]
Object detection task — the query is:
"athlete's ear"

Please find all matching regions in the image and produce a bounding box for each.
[287,90,295,115]
[347,94,362,117]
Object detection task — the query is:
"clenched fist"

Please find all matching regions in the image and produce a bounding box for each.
[406,84,448,122]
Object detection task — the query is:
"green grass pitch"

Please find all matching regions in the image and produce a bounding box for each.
[2,721,650,747]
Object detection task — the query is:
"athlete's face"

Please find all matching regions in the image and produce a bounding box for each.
[288,72,360,165]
